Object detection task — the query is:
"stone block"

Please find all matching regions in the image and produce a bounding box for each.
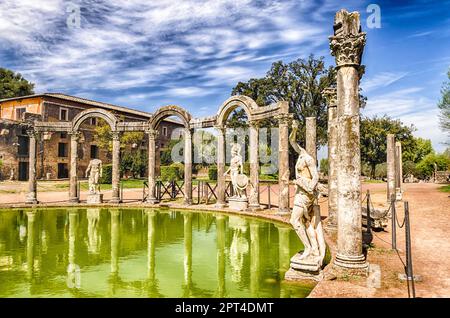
[228,197,248,211]
[87,193,103,204]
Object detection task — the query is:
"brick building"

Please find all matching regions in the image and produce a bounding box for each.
[0,93,183,181]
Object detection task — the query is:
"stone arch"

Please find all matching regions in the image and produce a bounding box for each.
[216,95,259,126]
[149,105,192,130]
[72,108,118,132]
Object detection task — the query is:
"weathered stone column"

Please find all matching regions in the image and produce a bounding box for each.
[68,132,79,203]
[215,125,226,207]
[386,134,396,203]
[330,9,368,271]
[324,87,338,231]
[276,101,291,215]
[146,129,159,204]
[249,120,260,210]
[305,117,317,165]
[26,131,39,204]
[395,141,403,201]
[111,131,121,204]
[184,128,193,205]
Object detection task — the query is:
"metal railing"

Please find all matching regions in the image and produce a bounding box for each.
[363,191,416,298]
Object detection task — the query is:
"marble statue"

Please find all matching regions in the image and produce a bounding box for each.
[287,120,326,276]
[224,143,248,198]
[85,159,103,194]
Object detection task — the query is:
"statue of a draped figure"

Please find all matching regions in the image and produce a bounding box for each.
[286,120,326,279]
[224,143,248,198]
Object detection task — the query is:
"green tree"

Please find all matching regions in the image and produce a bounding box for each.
[232,55,336,148]
[0,68,35,99]
[360,115,416,178]
[409,137,433,163]
[438,69,450,142]
[319,158,329,176]
[94,118,146,177]
[416,153,450,179]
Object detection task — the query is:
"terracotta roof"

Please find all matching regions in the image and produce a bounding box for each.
[0,93,186,126]
[0,93,153,119]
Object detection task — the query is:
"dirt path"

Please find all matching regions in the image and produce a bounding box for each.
[311,182,450,298]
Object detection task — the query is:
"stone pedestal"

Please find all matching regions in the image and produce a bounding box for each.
[285,253,324,282]
[87,193,103,204]
[228,197,248,211]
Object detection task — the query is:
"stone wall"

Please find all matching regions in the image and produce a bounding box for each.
[435,171,450,184]
[0,96,184,180]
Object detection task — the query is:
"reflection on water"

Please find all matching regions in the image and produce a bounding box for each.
[0,208,313,298]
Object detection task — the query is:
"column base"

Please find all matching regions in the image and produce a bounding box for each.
[333,253,368,275]
[183,198,193,206]
[146,197,159,204]
[395,188,403,201]
[69,198,79,203]
[109,198,122,204]
[25,199,39,204]
[214,202,226,208]
[276,208,290,216]
[248,203,262,212]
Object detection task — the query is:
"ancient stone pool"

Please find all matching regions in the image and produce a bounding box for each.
[0,208,314,298]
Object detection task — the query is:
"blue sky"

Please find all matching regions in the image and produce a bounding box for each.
[0,0,449,152]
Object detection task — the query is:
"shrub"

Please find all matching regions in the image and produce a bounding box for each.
[100,164,113,184]
[320,158,329,176]
[160,164,183,182]
[208,165,217,181]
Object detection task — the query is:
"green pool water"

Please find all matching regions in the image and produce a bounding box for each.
[0,208,313,298]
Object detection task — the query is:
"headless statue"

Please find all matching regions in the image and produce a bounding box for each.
[289,120,326,268]
[85,159,103,194]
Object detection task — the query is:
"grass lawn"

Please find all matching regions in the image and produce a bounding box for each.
[363,179,385,184]
[49,179,146,191]
[439,185,450,192]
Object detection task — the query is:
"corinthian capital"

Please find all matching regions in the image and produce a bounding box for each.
[322,87,337,108]
[329,9,366,68]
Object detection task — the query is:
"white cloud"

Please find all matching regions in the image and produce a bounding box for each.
[364,87,446,152]
[361,72,408,93]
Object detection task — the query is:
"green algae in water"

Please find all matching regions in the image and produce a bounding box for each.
[0,208,313,298]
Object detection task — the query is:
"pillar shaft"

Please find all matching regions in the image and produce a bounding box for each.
[305,117,317,165]
[111,132,121,203]
[395,141,403,200]
[249,121,260,209]
[276,103,290,214]
[184,128,193,205]
[324,88,338,230]
[386,134,396,202]
[146,130,158,203]
[69,132,79,203]
[26,131,38,204]
[215,126,226,207]
[330,9,367,270]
